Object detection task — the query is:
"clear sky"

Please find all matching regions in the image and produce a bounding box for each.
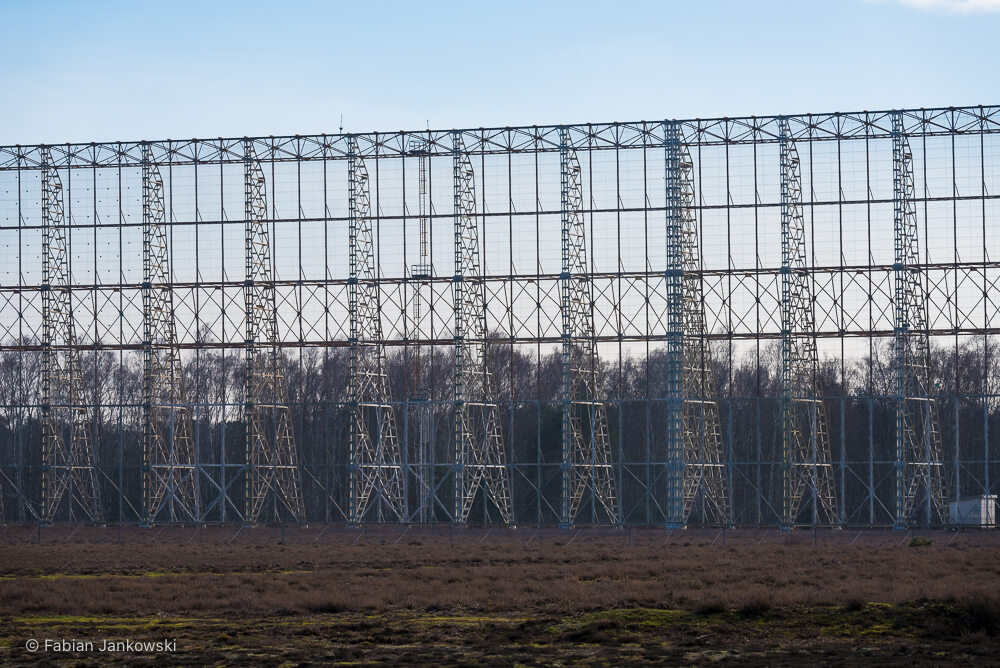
[1,0,998,144]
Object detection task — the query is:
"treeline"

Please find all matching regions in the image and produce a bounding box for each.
[0,336,997,525]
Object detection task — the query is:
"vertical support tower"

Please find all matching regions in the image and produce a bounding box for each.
[40,147,102,522]
[892,112,948,527]
[243,139,304,524]
[778,118,838,527]
[559,127,619,527]
[664,122,731,527]
[452,131,514,525]
[347,136,407,524]
[664,122,685,527]
[408,136,434,523]
[142,144,200,523]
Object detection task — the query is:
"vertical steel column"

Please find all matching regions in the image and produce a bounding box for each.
[243,139,304,524]
[892,111,948,528]
[347,135,406,524]
[452,131,513,526]
[664,121,685,527]
[678,127,730,527]
[778,119,838,527]
[407,136,434,523]
[142,144,200,524]
[558,127,619,527]
[40,147,102,523]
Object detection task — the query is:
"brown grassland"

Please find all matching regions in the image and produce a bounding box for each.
[1,525,999,665]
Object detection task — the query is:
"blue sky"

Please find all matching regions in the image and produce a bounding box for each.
[0,0,997,144]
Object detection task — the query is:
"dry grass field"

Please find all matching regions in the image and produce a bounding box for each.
[1,525,999,665]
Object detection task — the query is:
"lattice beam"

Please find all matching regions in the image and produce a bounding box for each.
[4,107,999,171]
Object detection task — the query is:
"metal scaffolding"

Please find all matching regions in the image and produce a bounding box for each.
[0,106,996,528]
[347,136,407,524]
[664,122,731,528]
[243,139,304,524]
[452,131,513,526]
[559,127,619,527]
[779,118,838,527]
[892,112,948,528]
[142,144,199,523]
[40,147,101,523]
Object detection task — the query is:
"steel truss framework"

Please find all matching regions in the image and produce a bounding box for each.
[559,128,618,527]
[892,112,948,527]
[664,122,731,528]
[40,147,101,523]
[779,119,838,527]
[243,140,304,524]
[0,105,997,528]
[407,135,434,524]
[347,136,406,523]
[452,132,513,526]
[142,144,199,523]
